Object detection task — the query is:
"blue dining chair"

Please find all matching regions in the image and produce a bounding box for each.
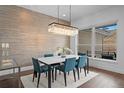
[32,57,54,87]
[75,56,87,80]
[78,52,88,73]
[55,57,76,86]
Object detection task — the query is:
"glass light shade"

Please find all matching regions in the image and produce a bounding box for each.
[48,23,78,36]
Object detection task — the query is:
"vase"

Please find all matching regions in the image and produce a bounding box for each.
[61,53,66,58]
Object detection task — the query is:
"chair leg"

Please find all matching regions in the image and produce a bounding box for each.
[55,69,57,80]
[34,71,37,78]
[59,71,61,75]
[68,71,69,75]
[76,68,80,80]
[32,72,35,82]
[52,69,54,82]
[46,72,47,77]
[73,69,76,82]
[32,71,37,82]
[37,73,41,88]
[84,67,87,77]
[80,68,82,73]
[63,72,67,86]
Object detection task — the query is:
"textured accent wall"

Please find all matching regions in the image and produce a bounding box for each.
[0,5,70,67]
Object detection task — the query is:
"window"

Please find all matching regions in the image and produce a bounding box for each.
[96,23,117,31]
[78,23,117,61]
[95,23,117,60]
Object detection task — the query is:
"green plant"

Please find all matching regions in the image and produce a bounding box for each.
[56,47,73,55]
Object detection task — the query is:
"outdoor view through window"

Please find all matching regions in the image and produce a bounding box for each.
[78,23,117,60]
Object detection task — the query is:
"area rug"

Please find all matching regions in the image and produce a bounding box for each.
[21,71,98,88]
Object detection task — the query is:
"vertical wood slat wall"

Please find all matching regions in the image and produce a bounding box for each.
[0,5,70,67]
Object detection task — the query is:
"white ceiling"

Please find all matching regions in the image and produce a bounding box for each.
[19,5,113,22]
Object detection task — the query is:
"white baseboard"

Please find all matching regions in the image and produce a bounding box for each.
[21,65,33,71]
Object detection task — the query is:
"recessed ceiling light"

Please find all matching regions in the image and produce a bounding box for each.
[62,14,66,17]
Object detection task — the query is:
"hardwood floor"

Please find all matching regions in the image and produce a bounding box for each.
[0,67,124,88]
[0,70,33,88]
[79,67,124,88]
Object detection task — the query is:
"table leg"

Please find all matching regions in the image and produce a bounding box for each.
[48,65,51,88]
[87,58,89,74]
[13,68,15,73]
[18,67,21,88]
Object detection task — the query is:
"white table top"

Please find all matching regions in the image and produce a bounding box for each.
[38,55,79,65]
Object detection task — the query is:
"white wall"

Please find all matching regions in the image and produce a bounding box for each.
[89,58,124,74]
[72,6,124,74]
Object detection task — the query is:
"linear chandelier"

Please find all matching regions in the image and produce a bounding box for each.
[48,5,78,36]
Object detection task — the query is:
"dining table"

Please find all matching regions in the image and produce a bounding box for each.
[37,55,89,88]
